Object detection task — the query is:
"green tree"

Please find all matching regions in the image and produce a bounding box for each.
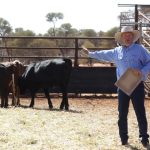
[0,18,12,61]
[100,27,118,48]
[60,23,72,36]
[7,28,36,62]
[105,27,119,37]
[79,29,98,47]
[98,31,105,37]
[46,12,64,36]
[79,29,97,37]
[57,23,74,56]
[60,23,79,36]
[28,39,58,62]
[14,28,35,36]
[47,28,56,36]
[0,17,12,36]
[10,28,35,48]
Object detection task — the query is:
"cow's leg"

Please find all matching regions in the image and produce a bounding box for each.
[11,95,16,106]
[29,90,36,108]
[16,86,20,106]
[1,95,4,108]
[4,96,8,108]
[4,91,9,108]
[17,97,20,106]
[11,73,16,106]
[44,88,53,109]
[1,89,8,108]
[0,90,8,108]
[60,85,69,110]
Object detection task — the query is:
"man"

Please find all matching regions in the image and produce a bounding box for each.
[82,26,150,147]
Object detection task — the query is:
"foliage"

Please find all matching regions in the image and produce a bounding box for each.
[13,28,35,36]
[105,27,119,37]
[28,39,58,57]
[0,14,119,62]
[79,29,97,37]
[46,12,64,36]
[0,17,12,36]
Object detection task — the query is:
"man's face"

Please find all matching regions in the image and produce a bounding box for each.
[121,32,134,47]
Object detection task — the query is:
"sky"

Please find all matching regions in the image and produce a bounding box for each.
[0,0,149,34]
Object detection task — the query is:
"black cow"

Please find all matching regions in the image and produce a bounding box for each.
[0,60,25,108]
[18,58,72,110]
[0,64,10,108]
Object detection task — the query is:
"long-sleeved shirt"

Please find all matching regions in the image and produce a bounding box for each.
[89,43,150,81]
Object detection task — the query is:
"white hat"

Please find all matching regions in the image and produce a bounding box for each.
[115,26,141,45]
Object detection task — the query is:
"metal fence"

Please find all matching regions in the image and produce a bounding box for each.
[0,36,115,67]
[0,36,149,96]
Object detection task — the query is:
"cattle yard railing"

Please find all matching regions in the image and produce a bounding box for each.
[0,36,115,67]
[0,36,150,96]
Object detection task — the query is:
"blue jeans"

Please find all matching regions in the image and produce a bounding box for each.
[118,82,149,142]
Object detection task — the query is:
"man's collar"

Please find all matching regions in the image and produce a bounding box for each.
[122,43,134,49]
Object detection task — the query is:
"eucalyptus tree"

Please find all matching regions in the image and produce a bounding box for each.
[46,12,64,56]
[60,23,72,36]
[57,23,77,57]
[0,18,12,60]
[47,28,55,36]
[79,29,98,47]
[79,29,97,37]
[56,23,78,37]
[11,28,35,48]
[103,27,118,47]
[46,12,64,36]
[7,28,36,62]
[0,17,12,36]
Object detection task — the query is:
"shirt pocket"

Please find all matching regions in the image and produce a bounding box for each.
[116,53,128,65]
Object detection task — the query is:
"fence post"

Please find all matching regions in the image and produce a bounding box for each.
[74,38,79,67]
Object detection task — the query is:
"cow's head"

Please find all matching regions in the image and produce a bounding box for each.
[12,60,26,77]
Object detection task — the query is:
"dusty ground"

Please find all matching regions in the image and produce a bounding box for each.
[0,96,150,150]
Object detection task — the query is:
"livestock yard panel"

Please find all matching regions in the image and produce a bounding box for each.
[68,67,117,93]
[50,67,117,94]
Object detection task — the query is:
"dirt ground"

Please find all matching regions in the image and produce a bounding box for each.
[0,95,150,150]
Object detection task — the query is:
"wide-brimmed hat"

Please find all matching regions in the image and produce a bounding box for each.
[115,26,141,45]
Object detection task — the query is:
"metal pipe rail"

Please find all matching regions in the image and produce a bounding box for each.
[0,36,115,67]
[139,11,150,22]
